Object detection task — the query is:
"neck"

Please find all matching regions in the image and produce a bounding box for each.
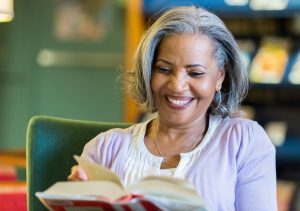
[153,114,209,154]
[157,115,208,142]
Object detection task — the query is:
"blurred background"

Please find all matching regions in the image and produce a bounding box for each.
[1,0,300,210]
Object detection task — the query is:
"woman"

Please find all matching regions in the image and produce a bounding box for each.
[69,6,277,210]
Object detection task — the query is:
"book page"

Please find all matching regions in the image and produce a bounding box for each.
[128,176,206,207]
[74,155,123,187]
[36,181,125,201]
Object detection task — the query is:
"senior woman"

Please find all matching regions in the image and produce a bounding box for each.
[68,6,277,210]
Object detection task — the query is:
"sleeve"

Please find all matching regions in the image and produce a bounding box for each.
[235,122,277,211]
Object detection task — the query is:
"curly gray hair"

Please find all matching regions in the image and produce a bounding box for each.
[124,6,248,117]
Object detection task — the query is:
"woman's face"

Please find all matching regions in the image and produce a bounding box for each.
[151,34,225,127]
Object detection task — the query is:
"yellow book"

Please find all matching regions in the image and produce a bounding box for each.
[249,37,290,84]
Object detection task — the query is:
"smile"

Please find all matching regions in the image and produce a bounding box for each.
[166,96,194,107]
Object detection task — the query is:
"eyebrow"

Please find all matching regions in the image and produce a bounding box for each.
[156,59,208,70]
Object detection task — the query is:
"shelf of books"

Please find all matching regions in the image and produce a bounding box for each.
[144,0,300,17]
[227,16,300,181]
[223,11,300,209]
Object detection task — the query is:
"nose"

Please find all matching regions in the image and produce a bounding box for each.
[168,71,188,93]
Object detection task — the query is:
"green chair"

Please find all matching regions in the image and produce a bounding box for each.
[26,116,131,211]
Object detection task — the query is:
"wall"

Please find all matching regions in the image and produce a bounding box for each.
[0,0,125,149]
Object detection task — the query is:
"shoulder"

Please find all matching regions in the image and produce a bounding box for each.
[215,116,275,159]
[98,126,134,141]
[224,116,259,129]
[96,123,142,144]
[219,117,268,141]
[94,121,149,145]
[82,122,147,162]
[223,117,275,165]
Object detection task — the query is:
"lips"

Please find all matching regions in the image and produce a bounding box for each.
[166,95,194,108]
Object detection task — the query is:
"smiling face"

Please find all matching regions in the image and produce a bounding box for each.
[151,34,225,127]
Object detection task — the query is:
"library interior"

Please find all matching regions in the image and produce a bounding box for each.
[1,0,300,210]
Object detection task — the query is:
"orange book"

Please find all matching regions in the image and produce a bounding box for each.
[249,37,290,84]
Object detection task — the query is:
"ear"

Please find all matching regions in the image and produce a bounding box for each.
[216,68,225,91]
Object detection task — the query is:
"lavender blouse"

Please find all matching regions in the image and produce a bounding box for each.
[81,116,277,210]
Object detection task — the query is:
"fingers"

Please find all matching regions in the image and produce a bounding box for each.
[67,165,88,181]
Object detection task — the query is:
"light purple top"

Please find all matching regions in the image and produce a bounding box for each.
[81,116,277,210]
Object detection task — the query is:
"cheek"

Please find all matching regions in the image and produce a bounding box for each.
[193,80,217,97]
[150,74,163,93]
[196,81,216,95]
[150,76,156,93]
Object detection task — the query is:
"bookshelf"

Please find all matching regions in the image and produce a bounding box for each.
[223,14,300,181]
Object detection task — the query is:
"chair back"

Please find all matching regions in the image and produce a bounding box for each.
[26,116,130,211]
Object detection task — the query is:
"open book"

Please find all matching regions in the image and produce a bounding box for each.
[36,155,207,211]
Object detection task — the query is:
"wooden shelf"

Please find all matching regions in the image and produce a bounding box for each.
[0,150,26,168]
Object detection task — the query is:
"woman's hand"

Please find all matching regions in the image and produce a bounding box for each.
[67,165,88,181]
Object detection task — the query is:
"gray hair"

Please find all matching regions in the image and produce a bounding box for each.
[124,6,249,117]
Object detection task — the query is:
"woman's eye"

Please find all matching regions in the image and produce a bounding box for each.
[188,71,203,77]
[158,67,171,74]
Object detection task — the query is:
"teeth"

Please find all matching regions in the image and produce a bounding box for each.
[168,97,190,106]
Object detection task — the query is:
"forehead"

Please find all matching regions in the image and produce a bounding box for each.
[155,34,215,61]
[158,33,214,50]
